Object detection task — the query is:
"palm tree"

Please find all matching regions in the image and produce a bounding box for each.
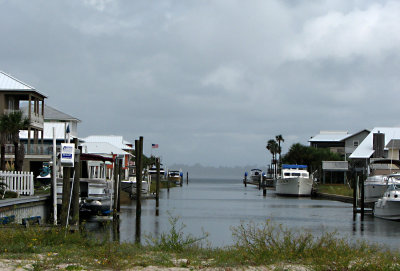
[0,111,30,171]
[266,139,279,178]
[275,134,284,170]
[0,117,8,171]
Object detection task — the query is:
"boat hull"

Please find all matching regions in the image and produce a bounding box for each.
[275,177,313,196]
[374,199,400,220]
[121,180,150,196]
[365,183,388,202]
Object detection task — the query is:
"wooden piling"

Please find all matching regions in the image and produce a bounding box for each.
[186,172,189,185]
[117,161,122,213]
[135,137,143,244]
[61,167,71,227]
[70,138,80,226]
[113,159,119,220]
[262,176,266,196]
[353,171,358,216]
[360,171,365,220]
[156,158,160,201]
[156,158,160,216]
[244,174,247,187]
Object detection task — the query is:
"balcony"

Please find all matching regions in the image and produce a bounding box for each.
[3,109,44,129]
[4,144,57,156]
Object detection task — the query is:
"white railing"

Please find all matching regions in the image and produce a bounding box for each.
[0,171,34,196]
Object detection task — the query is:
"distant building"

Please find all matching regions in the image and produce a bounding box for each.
[309,130,369,183]
[309,130,370,159]
[0,71,47,170]
[20,105,81,177]
[81,135,134,179]
[350,127,400,175]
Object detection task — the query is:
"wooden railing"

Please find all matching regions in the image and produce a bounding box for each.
[0,171,34,196]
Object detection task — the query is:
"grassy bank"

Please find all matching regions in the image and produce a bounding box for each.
[0,218,398,270]
[315,184,353,197]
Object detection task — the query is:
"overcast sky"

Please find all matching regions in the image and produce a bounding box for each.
[1,0,399,167]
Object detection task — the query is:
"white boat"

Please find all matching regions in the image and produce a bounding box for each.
[364,159,400,202]
[168,170,182,183]
[249,169,262,183]
[275,165,313,196]
[364,175,390,202]
[57,154,114,216]
[374,183,400,220]
[121,177,150,198]
[148,164,166,179]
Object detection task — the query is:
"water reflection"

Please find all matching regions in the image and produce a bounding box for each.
[85,178,400,250]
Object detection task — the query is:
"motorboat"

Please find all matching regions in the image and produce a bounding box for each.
[364,174,391,202]
[121,176,151,198]
[365,159,400,202]
[168,170,182,184]
[374,183,400,220]
[275,164,313,196]
[57,154,114,216]
[148,164,166,179]
[249,169,262,183]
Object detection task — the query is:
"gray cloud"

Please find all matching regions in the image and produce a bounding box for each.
[0,0,399,167]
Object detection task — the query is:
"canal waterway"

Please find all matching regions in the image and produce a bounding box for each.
[89,178,400,250]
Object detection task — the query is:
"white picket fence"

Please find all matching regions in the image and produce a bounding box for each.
[0,171,34,196]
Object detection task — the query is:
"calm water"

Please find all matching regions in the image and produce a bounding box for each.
[87,178,400,250]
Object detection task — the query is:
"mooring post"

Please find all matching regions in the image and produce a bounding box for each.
[360,170,365,220]
[61,167,71,227]
[186,172,189,185]
[156,158,160,204]
[135,137,143,244]
[244,172,247,187]
[70,138,80,227]
[117,160,122,212]
[167,173,170,192]
[353,171,358,216]
[262,175,267,196]
[113,159,119,221]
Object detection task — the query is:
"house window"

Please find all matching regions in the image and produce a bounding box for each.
[353,140,359,147]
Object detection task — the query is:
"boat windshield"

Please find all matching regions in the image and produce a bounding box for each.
[388,184,400,191]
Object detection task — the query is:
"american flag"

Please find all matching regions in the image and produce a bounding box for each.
[152,144,159,149]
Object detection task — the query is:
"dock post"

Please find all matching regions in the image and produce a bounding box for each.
[70,138,80,227]
[186,172,189,185]
[135,138,143,244]
[360,170,365,220]
[51,127,57,225]
[117,160,122,212]
[60,167,71,227]
[353,171,358,216]
[156,158,160,213]
[113,159,119,221]
[244,173,247,187]
[262,176,267,196]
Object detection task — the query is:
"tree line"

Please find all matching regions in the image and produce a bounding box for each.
[266,135,342,177]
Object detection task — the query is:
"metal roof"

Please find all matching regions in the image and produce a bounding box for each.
[350,127,400,159]
[0,71,47,97]
[81,142,131,156]
[309,131,351,142]
[20,105,81,122]
[81,135,133,150]
[43,105,81,122]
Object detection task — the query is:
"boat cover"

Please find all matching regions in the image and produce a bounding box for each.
[282,164,307,169]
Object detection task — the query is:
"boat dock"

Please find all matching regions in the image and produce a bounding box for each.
[0,195,50,225]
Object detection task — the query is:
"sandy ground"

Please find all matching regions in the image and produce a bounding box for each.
[0,259,311,271]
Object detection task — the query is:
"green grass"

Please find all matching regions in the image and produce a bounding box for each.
[0,218,398,270]
[316,184,353,197]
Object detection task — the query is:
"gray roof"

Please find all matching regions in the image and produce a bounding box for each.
[44,105,81,122]
[309,131,350,142]
[0,71,47,97]
[21,104,81,122]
